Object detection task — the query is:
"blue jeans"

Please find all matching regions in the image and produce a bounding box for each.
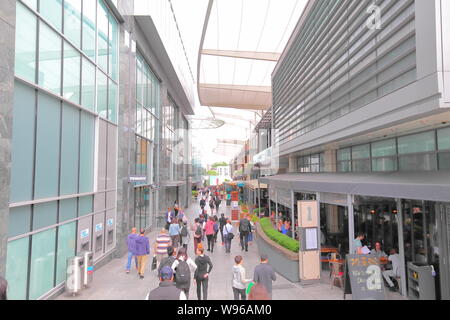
[126,251,138,271]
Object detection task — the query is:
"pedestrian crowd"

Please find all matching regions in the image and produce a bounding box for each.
[125,187,277,301]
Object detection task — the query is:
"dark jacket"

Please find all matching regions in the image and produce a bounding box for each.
[239,218,251,233]
[200,199,206,207]
[147,281,183,300]
[194,255,213,280]
[219,217,227,229]
[158,256,176,278]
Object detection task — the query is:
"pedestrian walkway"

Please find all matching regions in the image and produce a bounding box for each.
[55,197,402,300]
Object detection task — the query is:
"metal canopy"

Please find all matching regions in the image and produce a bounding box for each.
[259,171,450,202]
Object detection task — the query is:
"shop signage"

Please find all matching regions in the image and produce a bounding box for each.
[343,254,386,300]
[80,229,89,239]
[95,223,103,232]
[107,219,114,227]
[129,175,147,183]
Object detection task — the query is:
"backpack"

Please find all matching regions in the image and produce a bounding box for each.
[239,219,250,233]
[175,260,190,285]
[180,226,188,237]
[194,225,202,238]
[209,200,214,207]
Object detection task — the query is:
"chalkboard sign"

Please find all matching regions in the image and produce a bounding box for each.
[343,254,386,300]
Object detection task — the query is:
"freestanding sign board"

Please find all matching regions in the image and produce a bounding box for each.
[343,254,386,300]
[231,191,239,222]
[298,201,320,282]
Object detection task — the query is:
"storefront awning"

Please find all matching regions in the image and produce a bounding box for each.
[259,171,450,202]
[161,180,187,187]
[246,179,268,190]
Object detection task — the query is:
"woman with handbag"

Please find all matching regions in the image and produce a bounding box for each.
[223,220,234,253]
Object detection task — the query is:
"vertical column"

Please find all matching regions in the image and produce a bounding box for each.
[268,187,271,218]
[0,0,16,277]
[347,194,355,255]
[396,198,407,297]
[275,190,279,225]
[291,190,295,239]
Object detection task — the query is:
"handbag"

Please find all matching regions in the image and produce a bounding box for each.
[151,256,157,271]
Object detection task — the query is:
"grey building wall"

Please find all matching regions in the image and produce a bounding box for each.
[0,0,15,277]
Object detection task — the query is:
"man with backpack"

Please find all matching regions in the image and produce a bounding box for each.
[158,246,177,279]
[146,266,186,300]
[239,214,251,252]
[209,197,215,215]
[215,196,221,213]
[200,198,206,211]
[219,214,227,245]
[171,247,197,299]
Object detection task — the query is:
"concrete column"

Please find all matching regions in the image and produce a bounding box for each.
[275,190,279,225]
[396,198,408,297]
[324,149,337,172]
[347,194,355,255]
[291,190,295,239]
[288,155,297,173]
[0,0,16,277]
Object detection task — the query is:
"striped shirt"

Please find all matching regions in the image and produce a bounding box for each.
[155,234,171,255]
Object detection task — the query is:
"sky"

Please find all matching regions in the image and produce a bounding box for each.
[169,0,308,168]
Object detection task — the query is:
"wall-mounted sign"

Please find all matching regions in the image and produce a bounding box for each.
[80,229,89,239]
[107,219,114,227]
[304,228,319,251]
[129,175,147,183]
[95,223,103,232]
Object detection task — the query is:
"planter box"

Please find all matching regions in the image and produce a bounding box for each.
[255,223,299,283]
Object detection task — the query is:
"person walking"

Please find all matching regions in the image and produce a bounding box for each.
[253,254,276,299]
[153,228,172,270]
[171,247,197,299]
[209,197,215,215]
[169,218,181,248]
[179,221,190,249]
[146,266,187,300]
[204,216,216,253]
[165,208,173,230]
[232,256,252,300]
[125,227,139,274]
[200,198,206,211]
[158,246,177,278]
[174,200,179,217]
[239,214,251,252]
[219,214,227,245]
[193,218,202,254]
[223,219,234,253]
[215,196,221,214]
[0,276,7,300]
[135,229,150,279]
[194,247,213,300]
[213,216,219,243]
[248,283,270,300]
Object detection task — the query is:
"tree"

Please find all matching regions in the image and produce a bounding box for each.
[211,162,228,168]
[206,170,218,176]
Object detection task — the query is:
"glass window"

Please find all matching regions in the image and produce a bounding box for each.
[82,0,96,61]
[81,58,96,111]
[60,103,80,195]
[97,0,109,73]
[55,222,76,285]
[34,92,61,199]
[33,201,57,230]
[79,112,95,193]
[352,159,371,172]
[371,139,396,157]
[29,229,56,300]
[5,237,29,300]
[15,2,37,82]
[399,153,437,171]
[372,157,397,172]
[97,71,108,118]
[63,42,81,105]
[108,12,118,81]
[59,198,78,222]
[337,148,351,161]
[64,0,82,48]
[8,206,31,238]
[22,0,37,10]
[438,152,450,170]
[11,82,35,203]
[352,144,370,160]
[108,79,117,123]
[338,161,351,173]
[79,195,93,216]
[397,131,436,155]
[437,127,450,150]
[39,0,62,31]
[38,22,62,95]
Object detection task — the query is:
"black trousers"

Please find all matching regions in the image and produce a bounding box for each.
[240,231,249,251]
[207,234,215,252]
[233,287,246,300]
[220,227,225,243]
[196,278,209,300]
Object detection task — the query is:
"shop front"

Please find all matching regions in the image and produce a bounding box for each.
[260,171,450,300]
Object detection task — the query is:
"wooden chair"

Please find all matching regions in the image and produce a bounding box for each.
[329,256,344,289]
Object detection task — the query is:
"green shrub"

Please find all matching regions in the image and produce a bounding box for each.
[259,218,299,253]
[250,214,260,223]
[253,208,262,214]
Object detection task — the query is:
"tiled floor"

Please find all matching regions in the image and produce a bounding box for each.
[56,199,405,300]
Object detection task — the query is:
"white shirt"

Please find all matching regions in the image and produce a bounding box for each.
[145,290,187,300]
[389,254,401,276]
[223,224,233,235]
